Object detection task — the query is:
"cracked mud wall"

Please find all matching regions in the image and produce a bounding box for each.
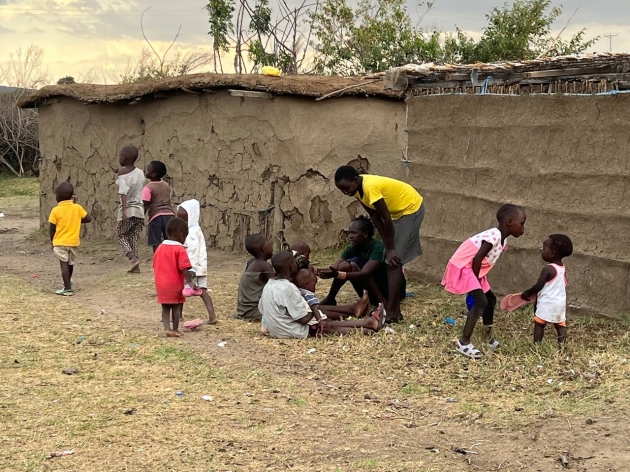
[406,93,630,316]
[37,92,406,252]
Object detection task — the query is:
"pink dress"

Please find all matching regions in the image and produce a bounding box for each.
[441,228,507,295]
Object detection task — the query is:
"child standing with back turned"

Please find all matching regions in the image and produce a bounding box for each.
[176,199,218,325]
[153,217,197,337]
[115,146,145,273]
[520,234,573,344]
[142,161,175,252]
[49,182,92,296]
[442,204,526,359]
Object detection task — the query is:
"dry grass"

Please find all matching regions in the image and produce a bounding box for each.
[1,176,630,471]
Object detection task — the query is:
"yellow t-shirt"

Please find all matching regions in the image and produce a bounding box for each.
[49,201,88,247]
[356,175,423,220]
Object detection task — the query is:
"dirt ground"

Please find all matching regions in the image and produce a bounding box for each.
[1,180,629,471]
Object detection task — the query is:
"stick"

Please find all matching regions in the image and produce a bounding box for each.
[316,80,380,101]
[537,7,580,59]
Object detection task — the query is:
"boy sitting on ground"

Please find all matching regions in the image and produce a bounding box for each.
[235,234,275,321]
[259,251,384,339]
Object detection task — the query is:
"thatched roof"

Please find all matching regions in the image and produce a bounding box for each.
[18,73,402,108]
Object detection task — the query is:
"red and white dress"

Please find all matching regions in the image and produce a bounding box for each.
[534,263,567,325]
[441,228,507,295]
[153,240,192,304]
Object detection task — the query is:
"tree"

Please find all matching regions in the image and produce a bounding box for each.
[206,0,314,74]
[0,45,46,176]
[446,0,598,63]
[57,76,76,85]
[309,0,439,75]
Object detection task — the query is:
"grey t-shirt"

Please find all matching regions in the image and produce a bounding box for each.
[259,278,310,339]
[116,167,145,221]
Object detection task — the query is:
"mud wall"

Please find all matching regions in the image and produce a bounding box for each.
[37,92,406,251]
[405,93,630,315]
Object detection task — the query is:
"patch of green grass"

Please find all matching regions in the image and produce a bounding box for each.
[289,397,308,406]
[146,345,194,363]
[356,459,380,469]
[401,383,429,396]
[0,175,38,198]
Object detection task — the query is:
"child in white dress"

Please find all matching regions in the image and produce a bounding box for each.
[176,199,218,325]
[520,234,573,344]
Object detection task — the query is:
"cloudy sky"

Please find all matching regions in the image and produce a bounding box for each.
[0,0,628,85]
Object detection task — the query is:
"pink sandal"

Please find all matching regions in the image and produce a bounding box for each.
[183,318,204,330]
[182,287,203,297]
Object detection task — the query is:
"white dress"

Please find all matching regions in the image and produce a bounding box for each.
[535,263,567,324]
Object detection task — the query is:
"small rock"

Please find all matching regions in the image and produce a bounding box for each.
[272,389,280,394]
[217,341,227,348]
[586,418,596,425]
[124,408,137,415]
[202,395,213,402]
[446,398,458,403]
[540,409,555,419]
[98,309,106,315]
[62,367,78,375]
[13,359,19,364]
[514,406,524,412]
[244,393,254,397]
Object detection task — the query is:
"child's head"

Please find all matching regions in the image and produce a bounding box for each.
[542,234,573,262]
[290,241,311,261]
[55,181,74,202]
[334,165,361,196]
[295,268,317,292]
[145,161,167,181]
[118,145,139,167]
[176,206,188,222]
[166,217,189,245]
[271,250,298,278]
[347,215,374,246]
[246,233,273,260]
[496,204,526,238]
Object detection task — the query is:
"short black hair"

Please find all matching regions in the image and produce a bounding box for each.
[496,203,524,223]
[351,215,375,238]
[549,234,573,258]
[290,241,310,255]
[148,161,167,179]
[166,217,188,238]
[295,268,316,289]
[245,233,268,257]
[120,145,139,161]
[334,165,359,183]
[271,250,294,273]
[55,181,74,201]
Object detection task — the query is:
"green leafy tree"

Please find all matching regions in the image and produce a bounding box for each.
[309,0,439,75]
[446,0,598,63]
[57,76,76,85]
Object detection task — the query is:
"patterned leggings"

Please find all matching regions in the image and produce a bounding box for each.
[116,217,143,259]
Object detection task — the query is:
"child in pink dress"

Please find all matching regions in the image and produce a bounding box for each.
[442,204,526,359]
[153,217,196,338]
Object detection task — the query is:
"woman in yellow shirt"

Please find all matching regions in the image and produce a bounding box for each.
[334,166,425,323]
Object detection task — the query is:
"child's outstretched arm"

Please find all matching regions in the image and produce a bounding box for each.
[471,242,493,279]
[521,265,556,300]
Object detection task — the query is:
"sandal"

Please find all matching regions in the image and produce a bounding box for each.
[373,304,386,330]
[455,340,483,359]
[484,340,500,351]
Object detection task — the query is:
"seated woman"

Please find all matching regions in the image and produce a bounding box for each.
[318,216,405,306]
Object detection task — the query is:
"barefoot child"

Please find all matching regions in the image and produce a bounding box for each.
[142,161,175,253]
[295,269,370,321]
[176,199,218,324]
[259,251,384,339]
[442,204,526,359]
[115,146,145,272]
[48,182,91,296]
[520,234,573,344]
[234,234,275,321]
[153,217,197,337]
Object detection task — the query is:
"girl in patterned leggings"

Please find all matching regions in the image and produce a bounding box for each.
[114,146,145,272]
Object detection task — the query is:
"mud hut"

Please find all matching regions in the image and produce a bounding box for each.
[19,53,630,316]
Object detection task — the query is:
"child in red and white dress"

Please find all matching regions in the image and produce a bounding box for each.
[153,217,196,338]
[520,234,573,344]
[442,204,526,359]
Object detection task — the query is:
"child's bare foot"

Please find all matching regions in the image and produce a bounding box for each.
[353,290,370,318]
[369,304,384,331]
[206,314,219,325]
[128,265,141,274]
[128,258,141,273]
[165,330,183,338]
